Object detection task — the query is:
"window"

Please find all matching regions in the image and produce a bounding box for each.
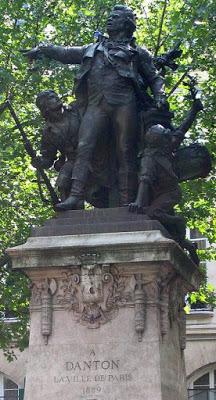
[0,374,24,400]
[186,228,212,312]
[187,228,209,251]
[4,377,19,400]
[188,369,216,399]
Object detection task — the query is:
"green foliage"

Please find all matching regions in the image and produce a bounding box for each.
[185,283,216,314]
[0,0,215,356]
[0,265,30,360]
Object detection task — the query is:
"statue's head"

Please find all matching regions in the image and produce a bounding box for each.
[146,124,172,148]
[36,90,63,118]
[107,5,136,38]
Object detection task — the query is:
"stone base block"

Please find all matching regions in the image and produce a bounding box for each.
[7,210,202,400]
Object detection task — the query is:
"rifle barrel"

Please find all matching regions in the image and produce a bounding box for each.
[167,69,190,98]
[6,101,59,205]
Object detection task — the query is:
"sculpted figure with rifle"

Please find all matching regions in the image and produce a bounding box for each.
[34,90,81,203]
[35,90,112,208]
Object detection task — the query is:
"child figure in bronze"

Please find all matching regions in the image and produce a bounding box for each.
[129,99,205,264]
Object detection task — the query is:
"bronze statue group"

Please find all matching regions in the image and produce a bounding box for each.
[23,5,211,264]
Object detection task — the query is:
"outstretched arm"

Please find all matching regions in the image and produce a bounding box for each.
[177,99,203,135]
[172,99,203,149]
[22,45,85,65]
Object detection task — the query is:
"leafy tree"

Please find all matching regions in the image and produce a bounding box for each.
[0,0,215,356]
[185,283,216,314]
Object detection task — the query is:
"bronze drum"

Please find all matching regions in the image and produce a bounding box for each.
[174,144,212,182]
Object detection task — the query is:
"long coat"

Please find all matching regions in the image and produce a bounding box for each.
[40,40,164,108]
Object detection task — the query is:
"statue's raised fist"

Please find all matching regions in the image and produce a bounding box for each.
[20,47,40,61]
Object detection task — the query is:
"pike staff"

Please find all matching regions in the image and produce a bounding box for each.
[0,100,59,206]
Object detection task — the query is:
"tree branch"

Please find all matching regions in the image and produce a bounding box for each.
[154,0,168,56]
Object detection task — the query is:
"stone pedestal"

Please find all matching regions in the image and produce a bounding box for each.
[8,208,202,400]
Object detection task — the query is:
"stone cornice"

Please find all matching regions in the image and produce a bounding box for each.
[7,230,202,289]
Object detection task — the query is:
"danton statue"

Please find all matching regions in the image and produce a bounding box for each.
[24,5,167,210]
[22,4,211,263]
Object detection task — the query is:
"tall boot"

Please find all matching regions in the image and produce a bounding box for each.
[118,172,138,207]
[55,179,85,211]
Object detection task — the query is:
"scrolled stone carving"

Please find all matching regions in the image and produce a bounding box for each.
[160,287,169,338]
[31,282,42,306]
[145,280,160,305]
[57,264,128,328]
[178,308,186,350]
[134,274,145,342]
[159,272,177,338]
[169,277,185,322]
[30,278,57,344]
[135,271,183,340]
[41,286,52,345]
[169,276,188,350]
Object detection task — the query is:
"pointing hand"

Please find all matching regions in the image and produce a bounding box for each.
[20,47,41,61]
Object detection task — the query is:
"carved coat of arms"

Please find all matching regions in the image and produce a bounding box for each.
[57,264,127,328]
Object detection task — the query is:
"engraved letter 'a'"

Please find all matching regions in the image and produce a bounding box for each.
[89,350,96,358]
